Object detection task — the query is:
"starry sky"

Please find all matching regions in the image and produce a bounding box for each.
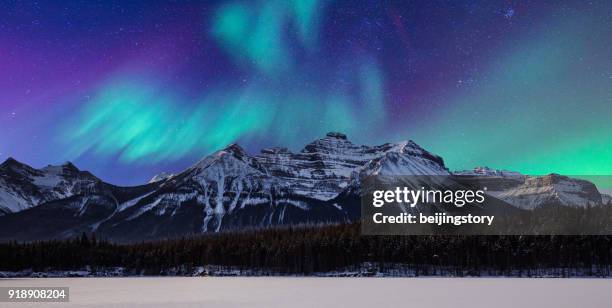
[1,0,610,185]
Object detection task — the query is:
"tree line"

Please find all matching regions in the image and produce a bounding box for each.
[1,223,611,276]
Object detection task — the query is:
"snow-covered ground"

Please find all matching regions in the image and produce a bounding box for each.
[0,262,612,279]
[3,263,610,278]
[0,277,610,307]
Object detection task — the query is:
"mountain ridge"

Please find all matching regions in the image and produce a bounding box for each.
[0,132,609,241]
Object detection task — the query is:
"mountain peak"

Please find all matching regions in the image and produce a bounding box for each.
[219,143,248,157]
[302,132,353,154]
[40,161,81,175]
[325,132,347,140]
[2,157,19,165]
[61,161,79,171]
[0,157,29,170]
[189,143,255,172]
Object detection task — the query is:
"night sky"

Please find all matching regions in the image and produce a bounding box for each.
[1,0,610,185]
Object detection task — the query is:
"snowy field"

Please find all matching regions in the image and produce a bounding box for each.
[1,277,611,307]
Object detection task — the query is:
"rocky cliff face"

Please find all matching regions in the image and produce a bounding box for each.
[255,132,449,200]
[0,133,449,241]
[0,158,102,214]
[95,133,450,240]
[485,173,602,209]
[454,167,604,209]
[0,133,608,241]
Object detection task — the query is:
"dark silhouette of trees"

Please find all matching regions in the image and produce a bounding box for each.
[1,223,611,276]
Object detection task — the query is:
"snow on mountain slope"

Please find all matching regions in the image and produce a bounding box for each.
[2,132,608,242]
[357,141,449,177]
[100,144,282,234]
[454,168,606,209]
[87,133,450,239]
[485,174,603,209]
[148,172,174,183]
[603,194,612,205]
[256,132,448,200]
[0,158,101,214]
[454,166,523,180]
[185,143,270,181]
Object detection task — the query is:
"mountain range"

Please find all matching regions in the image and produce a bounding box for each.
[0,132,609,242]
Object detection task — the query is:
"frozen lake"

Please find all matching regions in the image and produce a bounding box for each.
[1,277,611,307]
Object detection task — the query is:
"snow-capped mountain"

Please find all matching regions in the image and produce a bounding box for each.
[454,167,604,210]
[94,133,451,240]
[455,166,523,179]
[0,133,449,241]
[255,133,449,200]
[0,158,102,215]
[356,141,450,177]
[484,174,603,209]
[0,133,609,241]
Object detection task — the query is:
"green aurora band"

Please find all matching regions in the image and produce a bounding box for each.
[57,1,610,188]
[407,14,611,177]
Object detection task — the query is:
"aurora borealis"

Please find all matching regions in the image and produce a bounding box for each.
[1,1,610,185]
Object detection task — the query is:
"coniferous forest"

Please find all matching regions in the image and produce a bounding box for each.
[1,223,611,277]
